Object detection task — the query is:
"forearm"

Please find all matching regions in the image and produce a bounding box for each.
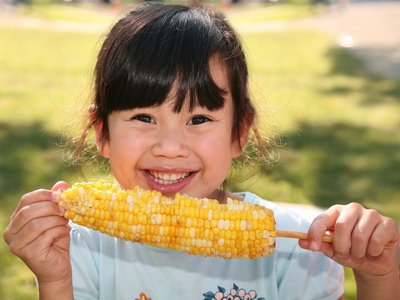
[38,277,74,300]
[354,265,400,300]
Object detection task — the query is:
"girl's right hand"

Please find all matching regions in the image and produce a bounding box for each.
[3,181,72,284]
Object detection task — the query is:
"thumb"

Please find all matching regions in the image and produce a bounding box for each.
[305,205,343,251]
[51,181,69,192]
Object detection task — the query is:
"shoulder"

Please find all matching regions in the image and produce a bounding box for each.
[237,191,311,232]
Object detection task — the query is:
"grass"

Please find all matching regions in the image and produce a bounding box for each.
[0,25,108,299]
[1,3,399,300]
[228,30,400,222]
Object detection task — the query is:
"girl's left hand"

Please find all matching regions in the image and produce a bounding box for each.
[299,203,399,276]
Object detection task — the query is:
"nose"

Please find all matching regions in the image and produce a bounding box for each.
[151,126,190,158]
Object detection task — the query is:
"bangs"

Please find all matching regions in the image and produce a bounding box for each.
[100,4,229,114]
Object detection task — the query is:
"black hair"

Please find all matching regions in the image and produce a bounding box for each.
[93,2,255,144]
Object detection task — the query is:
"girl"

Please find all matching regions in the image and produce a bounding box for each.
[3,3,399,300]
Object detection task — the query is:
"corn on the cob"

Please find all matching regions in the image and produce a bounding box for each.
[59,182,276,259]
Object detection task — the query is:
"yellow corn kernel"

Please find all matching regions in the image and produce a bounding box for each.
[58,182,276,259]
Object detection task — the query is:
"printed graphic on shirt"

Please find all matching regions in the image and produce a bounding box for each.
[203,283,265,300]
[134,292,152,300]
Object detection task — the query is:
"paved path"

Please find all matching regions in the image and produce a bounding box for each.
[234,0,400,79]
[296,0,400,79]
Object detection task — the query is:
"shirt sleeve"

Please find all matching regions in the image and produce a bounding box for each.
[69,222,100,300]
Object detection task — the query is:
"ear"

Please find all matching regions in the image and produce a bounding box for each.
[89,107,110,158]
[231,114,254,158]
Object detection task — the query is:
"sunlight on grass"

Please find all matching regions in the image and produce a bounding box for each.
[0,256,38,300]
[16,3,117,23]
[0,27,100,131]
[344,268,357,300]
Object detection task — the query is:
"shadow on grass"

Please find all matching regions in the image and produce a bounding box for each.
[323,47,400,105]
[0,121,76,210]
[0,122,83,299]
[230,120,400,221]
[273,122,400,208]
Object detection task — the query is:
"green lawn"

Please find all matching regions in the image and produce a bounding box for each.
[230,30,400,222]
[15,3,115,23]
[0,25,109,300]
[1,3,399,299]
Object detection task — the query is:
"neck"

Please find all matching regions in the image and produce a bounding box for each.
[210,189,244,204]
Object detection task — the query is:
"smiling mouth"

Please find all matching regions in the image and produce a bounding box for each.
[146,171,192,185]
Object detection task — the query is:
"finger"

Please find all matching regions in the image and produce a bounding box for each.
[12,181,67,219]
[299,239,357,270]
[307,205,342,251]
[368,217,399,257]
[299,239,335,258]
[18,225,71,263]
[350,209,381,258]
[28,225,71,258]
[52,224,72,249]
[7,201,65,235]
[332,203,363,257]
[12,189,59,218]
[8,216,69,255]
[52,181,68,192]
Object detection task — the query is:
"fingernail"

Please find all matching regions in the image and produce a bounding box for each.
[58,206,65,216]
[52,192,60,202]
[300,240,309,247]
[310,241,320,251]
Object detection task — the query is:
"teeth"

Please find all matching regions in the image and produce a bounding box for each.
[148,171,189,185]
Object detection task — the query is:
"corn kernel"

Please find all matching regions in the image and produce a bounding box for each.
[58,182,276,259]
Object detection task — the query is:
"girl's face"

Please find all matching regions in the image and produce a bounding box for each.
[96,58,246,200]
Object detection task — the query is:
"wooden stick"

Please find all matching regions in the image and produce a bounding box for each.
[276,230,395,249]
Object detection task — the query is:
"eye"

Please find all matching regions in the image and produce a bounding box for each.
[187,115,211,125]
[132,114,155,124]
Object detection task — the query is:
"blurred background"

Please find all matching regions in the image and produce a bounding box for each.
[1,0,399,298]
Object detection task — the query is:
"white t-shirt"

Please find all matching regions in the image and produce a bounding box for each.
[69,192,344,300]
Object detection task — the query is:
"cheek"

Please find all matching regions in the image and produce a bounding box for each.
[195,133,234,166]
[107,134,149,189]
[110,129,148,152]
[107,132,149,170]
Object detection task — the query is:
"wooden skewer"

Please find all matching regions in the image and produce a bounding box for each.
[276,230,395,249]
